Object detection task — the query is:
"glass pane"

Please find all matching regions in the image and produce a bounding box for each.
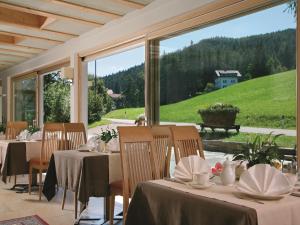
[87,46,145,130]
[14,76,36,123]
[43,72,71,123]
[159,3,296,170]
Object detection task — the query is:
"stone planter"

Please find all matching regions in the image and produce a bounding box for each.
[200,111,238,127]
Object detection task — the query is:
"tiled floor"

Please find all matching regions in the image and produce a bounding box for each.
[0,176,122,225]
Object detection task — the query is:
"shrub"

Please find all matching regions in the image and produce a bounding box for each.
[198,103,240,115]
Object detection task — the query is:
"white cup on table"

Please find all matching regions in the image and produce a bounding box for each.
[192,172,209,185]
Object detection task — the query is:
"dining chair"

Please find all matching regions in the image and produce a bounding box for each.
[150,125,174,178]
[28,123,65,200]
[170,126,205,164]
[5,121,28,185]
[109,126,159,225]
[61,122,87,218]
[5,121,28,140]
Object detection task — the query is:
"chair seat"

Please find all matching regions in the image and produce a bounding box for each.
[110,180,123,195]
[30,157,49,166]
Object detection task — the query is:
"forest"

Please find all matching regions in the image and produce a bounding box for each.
[103,29,295,106]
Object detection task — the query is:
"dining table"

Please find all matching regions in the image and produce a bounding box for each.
[42,149,122,223]
[0,139,42,185]
[125,179,300,225]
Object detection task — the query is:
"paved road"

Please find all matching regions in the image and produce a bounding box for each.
[96,118,296,137]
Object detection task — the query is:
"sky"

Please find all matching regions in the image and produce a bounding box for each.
[88,3,296,77]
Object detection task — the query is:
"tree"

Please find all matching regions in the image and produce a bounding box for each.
[43,72,71,122]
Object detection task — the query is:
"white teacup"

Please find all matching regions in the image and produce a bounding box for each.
[192,172,209,185]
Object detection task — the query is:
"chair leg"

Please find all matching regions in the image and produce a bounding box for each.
[28,165,32,195]
[38,168,42,201]
[123,195,129,225]
[62,188,67,210]
[109,195,115,225]
[14,175,17,185]
[75,188,78,219]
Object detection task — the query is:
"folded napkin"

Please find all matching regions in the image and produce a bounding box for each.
[87,136,100,150]
[106,138,120,152]
[237,164,291,196]
[30,131,42,140]
[174,155,210,181]
[19,129,30,140]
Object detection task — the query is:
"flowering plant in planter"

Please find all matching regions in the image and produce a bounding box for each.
[232,133,284,168]
[98,128,118,144]
[198,103,240,126]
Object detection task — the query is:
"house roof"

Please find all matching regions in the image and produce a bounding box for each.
[0,0,153,71]
[215,70,242,77]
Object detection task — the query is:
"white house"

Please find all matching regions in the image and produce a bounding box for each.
[214,70,242,89]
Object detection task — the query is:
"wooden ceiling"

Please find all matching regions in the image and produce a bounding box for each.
[0,0,153,71]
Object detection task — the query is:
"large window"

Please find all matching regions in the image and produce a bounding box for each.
[43,71,71,123]
[13,75,37,123]
[87,46,145,128]
[158,3,296,165]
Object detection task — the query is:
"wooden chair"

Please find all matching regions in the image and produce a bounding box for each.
[109,126,159,225]
[28,123,65,200]
[151,125,174,178]
[5,121,28,185]
[63,122,87,150]
[170,126,205,164]
[62,122,87,218]
[5,121,28,140]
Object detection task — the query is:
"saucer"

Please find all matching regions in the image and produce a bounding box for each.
[187,181,214,189]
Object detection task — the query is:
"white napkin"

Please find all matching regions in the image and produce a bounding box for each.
[174,155,210,181]
[106,138,119,152]
[237,164,291,196]
[19,130,30,140]
[87,136,99,150]
[30,131,42,141]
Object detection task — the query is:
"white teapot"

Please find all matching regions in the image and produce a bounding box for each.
[220,158,236,186]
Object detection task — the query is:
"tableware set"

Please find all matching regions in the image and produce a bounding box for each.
[172,156,296,201]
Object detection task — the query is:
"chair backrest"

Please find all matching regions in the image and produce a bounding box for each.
[41,123,65,162]
[118,126,159,197]
[170,126,204,164]
[150,125,174,178]
[64,123,87,150]
[5,121,28,140]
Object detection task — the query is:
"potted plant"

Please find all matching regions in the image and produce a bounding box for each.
[97,128,118,152]
[198,103,240,127]
[233,133,284,169]
[28,125,40,135]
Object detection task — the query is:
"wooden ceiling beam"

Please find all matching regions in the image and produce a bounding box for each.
[0,52,28,59]
[0,48,35,57]
[110,0,145,9]
[0,2,104,27]
[0,31,64,44]
[0,33,14,44]
[0,43,44,54]
[48,0,122,19]
[0,41,47,52]
[40,17,56,29]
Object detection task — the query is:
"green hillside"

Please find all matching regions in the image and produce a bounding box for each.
[104,70,296,129]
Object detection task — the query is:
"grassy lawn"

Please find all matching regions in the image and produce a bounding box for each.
[201,131,296,148]
[104,70,296,129]
[88,119,112,129]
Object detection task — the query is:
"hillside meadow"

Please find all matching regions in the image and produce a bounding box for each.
[104,70,296,129]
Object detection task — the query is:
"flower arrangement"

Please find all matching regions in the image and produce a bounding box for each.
[27,125,40,135]
[98,128,118,144]
[211,162,223,176]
